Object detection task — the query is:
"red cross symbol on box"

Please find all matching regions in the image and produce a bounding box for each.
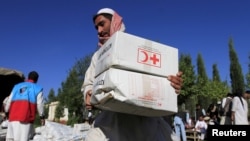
[137,48,161,68]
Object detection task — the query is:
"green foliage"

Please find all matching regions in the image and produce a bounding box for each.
[197,53,208,84]
[55,102,64,119]
[177,53,231,115]
[210,64,230,100]
[196,53,210,104]
[203,80,229,100]
[44,104,49,120]
[47,89,57,103]
[67,112,83,126]
[54,54,92,125]
[33,113,41,128]
[246,54,250,90]
[229,38,245,94]
[212,64,221,82]
[178,53,196,104]
[246,72,250,90]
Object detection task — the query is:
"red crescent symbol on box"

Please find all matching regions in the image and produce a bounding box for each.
[140,50,148,62]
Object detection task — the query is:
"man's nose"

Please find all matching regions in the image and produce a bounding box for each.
[97,26,103,34]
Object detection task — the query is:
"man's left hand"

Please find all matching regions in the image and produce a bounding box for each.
[167,71,183,94]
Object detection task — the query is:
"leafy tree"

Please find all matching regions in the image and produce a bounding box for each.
[212,64,221,82]
[179,53,196,100]
[54,102,64,121]
[47,88,57,103]
[178,53,197,115]
[209,64,230,100]
[245,53,250,119]
[229,37,245,94]
[196,53,209,107]
[196,53,208,84]
[59,69,84,125]
[54,54,92,125]
[246,53,250,90]
[204,80,229,100]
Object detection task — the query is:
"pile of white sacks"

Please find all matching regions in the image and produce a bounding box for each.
[32,120,91,141]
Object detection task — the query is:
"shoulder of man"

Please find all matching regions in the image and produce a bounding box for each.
[33,84,43,93]
[25,82,43,94]
[233,96,240,100]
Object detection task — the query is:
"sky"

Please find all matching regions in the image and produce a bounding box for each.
[1,0,250,98]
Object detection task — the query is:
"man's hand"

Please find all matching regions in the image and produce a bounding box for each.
[85,90,93,110]
[167,71,183,94]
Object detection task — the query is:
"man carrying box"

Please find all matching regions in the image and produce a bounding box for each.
[82,8,183,141]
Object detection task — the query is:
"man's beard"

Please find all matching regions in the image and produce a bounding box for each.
[98,31,110,47]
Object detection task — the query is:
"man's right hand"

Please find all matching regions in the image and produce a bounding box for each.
[85,90,93,110]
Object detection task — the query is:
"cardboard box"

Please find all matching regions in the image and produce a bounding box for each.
[95,31,178,77]
[91,68,177,117]
[73,123,91,136]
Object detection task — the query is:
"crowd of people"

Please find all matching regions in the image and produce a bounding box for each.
[173,91,250,141]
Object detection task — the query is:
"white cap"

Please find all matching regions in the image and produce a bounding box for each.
[97,8,115,15]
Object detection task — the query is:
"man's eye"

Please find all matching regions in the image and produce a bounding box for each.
[99,22,104,27]
[95,21,104,30]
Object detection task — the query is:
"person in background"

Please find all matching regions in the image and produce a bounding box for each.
[182,110,194,129]
[220,93,233,125]
[173,112,187,141]
[231,90,250,125]
[206,103,220,124]
[82,8,183,141]
[195,103,206,122]
[186,116,195,129]
[4,71,45,141]
[207,114,219,125]
[195,115,208,141]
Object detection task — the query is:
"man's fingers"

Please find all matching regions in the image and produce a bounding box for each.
[85,90,93,110]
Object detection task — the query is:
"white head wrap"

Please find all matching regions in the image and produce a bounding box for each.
[97,8,115,15]
[95,8,126,47]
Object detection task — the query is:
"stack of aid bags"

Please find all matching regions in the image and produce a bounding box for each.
[91,31,179,117]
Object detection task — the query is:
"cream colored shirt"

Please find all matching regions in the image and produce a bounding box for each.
[81,51,98,100]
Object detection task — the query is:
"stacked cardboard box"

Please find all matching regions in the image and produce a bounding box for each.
[91,31,178,117]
